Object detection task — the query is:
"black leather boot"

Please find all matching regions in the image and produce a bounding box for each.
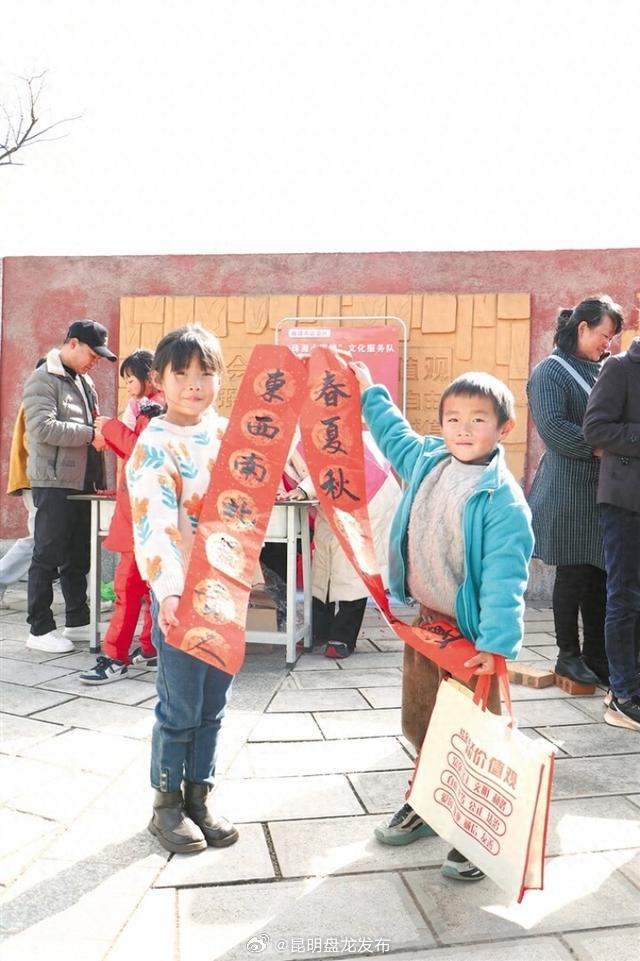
[555,653,600,686]
[184,782,239,847]
[148,789,207,854]
[582,657,610,687]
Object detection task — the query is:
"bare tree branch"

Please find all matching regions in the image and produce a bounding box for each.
[0,72,79,167]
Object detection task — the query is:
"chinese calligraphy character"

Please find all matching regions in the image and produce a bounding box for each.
[320,467,360,502]
[246,414,280,440]
[315,371,350,407]
[320,416,348,455]
[261,368,286,403]
[233,451,267,484]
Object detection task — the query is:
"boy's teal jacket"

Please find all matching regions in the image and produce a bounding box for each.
[361,385,534,662]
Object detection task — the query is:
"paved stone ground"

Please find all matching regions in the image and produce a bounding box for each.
[1,584,639,961]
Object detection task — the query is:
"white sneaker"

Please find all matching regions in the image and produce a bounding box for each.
[62,624,92,642]
[27,630,75,653]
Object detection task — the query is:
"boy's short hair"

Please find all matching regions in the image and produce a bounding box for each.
[153,325,224,378]
[120,348,154,381]
[438,372,515,426]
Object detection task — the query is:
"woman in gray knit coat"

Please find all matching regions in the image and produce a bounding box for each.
[527,296,624,687]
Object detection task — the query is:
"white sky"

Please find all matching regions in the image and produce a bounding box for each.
[1,0,639,256]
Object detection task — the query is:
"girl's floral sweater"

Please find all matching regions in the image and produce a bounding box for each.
[126,410,227,604]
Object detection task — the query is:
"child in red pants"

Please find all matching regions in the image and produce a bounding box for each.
[80,352,164,685]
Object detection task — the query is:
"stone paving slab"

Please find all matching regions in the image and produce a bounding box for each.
[0,682,74,717]
[508,684,571,701]
[0,713,67,755]
[337,651,403,670]
[0,856,160,946]
[553,755,640,798]
[362,626,402,640]
[37,674,155,706]
[19,727,145,777]
[348,769,411,813]
[404,851,640,942]
[603,847,640,890]
[106,888,177,961]
[567,696,608,722]
[627,794,640,809]
[178,872,435,960]
[292,669,403,690]
[524,646,555,660]
[0,809,63,886]
[155,822,274,887]
[6,766,110,824]
[269,813,449,877]
[547,796,640,855]
[512,700,595,728]
[213,774,363,822]
[537,723,640,757]
[291,658,340,672]
[359,686,402,708]
[32,697,155,738]
[313,708,401,739]
[0,933,111,961]
[371,638,405,652]
[248,712,323,741]
[227,736,412,778]
[373,937,574,961]
[564,927,640,961]
[267,689,370,713]
[0,658,76,686]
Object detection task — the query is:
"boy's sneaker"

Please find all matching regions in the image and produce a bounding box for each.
[374,802,436,846]
[604,695,640,732]
[26,630,74,654]
[130,647,158,670]
[441,847,486,881]
[79,656,127,685]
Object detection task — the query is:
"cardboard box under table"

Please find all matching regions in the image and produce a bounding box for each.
[68,494,314,665]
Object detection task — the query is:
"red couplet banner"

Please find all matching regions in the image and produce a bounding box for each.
[299,347,477,683]
[169,343,476,682]
[167,345,307,674]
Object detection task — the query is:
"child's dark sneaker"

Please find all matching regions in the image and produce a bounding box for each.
[130,646,158,669]
[441,847,486,881]
[374,802,436,845]
[324,642,352,659]
[604,695,640,731]
[79,656,127,685]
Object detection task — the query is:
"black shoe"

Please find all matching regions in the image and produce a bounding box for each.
[604,695,640,732]
[555,653,600,686]
[441,847,486,881]
[582,657,610,687]
[183,782,239,847]
[148,789,207,854]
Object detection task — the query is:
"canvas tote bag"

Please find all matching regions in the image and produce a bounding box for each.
[408,660,554,902]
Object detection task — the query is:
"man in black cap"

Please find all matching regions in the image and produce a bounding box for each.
[22,320,117,652]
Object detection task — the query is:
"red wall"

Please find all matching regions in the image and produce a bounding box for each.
[2,250,638,537]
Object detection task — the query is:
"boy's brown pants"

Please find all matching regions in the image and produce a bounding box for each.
[402,608,501,752]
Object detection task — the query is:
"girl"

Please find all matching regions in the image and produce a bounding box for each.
[127,325,237,854]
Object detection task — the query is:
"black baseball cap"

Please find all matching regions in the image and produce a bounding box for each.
[66,320,117,361]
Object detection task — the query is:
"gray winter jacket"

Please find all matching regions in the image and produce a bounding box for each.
[23,348,103,490]
[583,338,640,514]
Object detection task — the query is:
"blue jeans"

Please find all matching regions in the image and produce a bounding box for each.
[150,595,234,793]
[599,504,640,701]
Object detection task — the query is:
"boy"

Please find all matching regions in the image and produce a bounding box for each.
[127,325,237,854]
[350,364,534,881]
